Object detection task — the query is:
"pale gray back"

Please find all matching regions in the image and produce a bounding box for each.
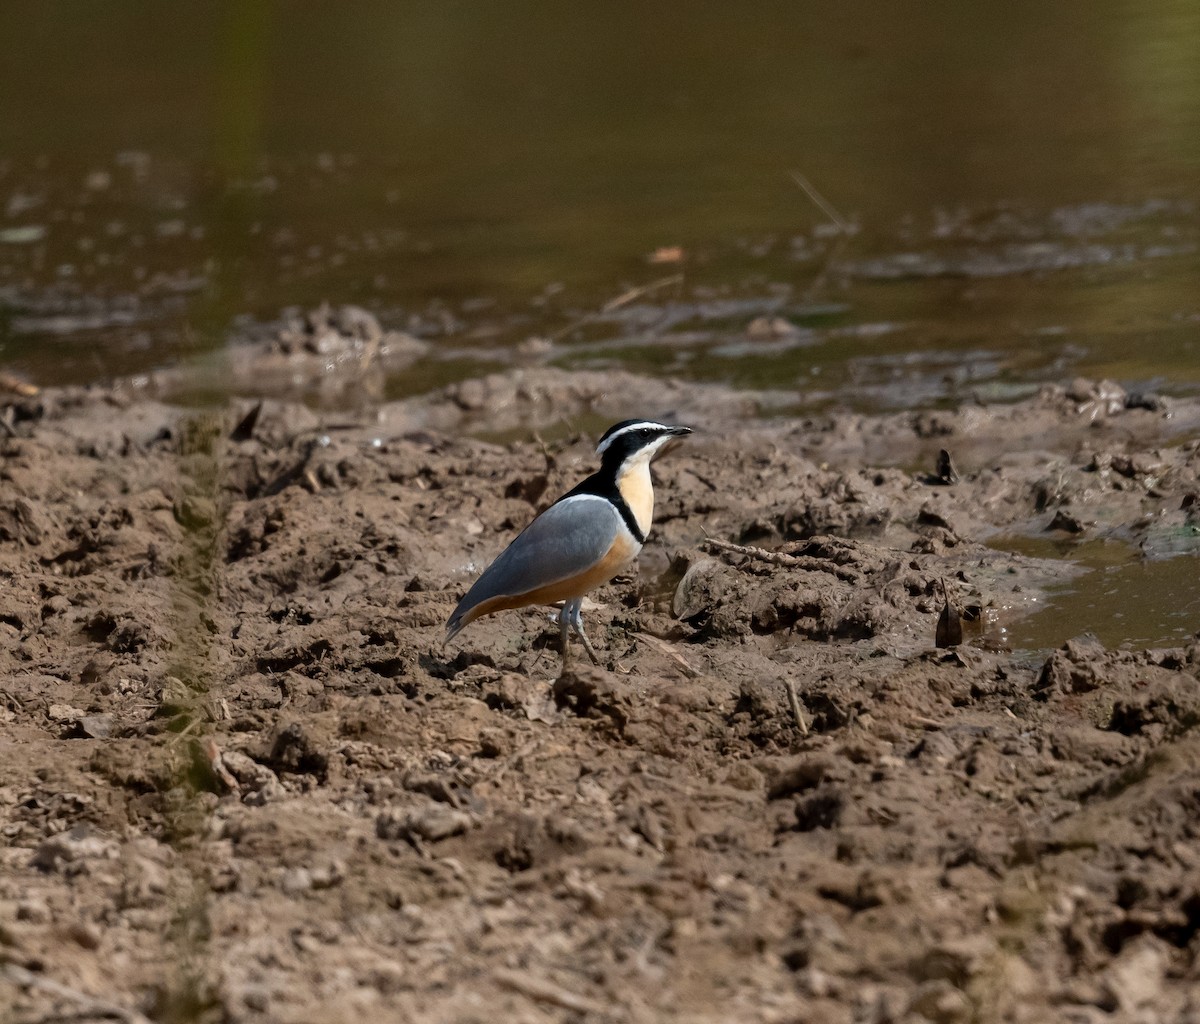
[447,495,627,633]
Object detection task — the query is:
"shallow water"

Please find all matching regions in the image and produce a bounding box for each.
[2,1,1199,407]
[994,537,1200,651]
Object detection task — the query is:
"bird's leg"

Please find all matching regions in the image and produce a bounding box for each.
[568,599,601,666]
[558,603,572,669]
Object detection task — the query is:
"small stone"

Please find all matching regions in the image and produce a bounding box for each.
[157,677,192,716]
[80,653,115,687]
[797,966,836,998]
[1046,510,1085,533]
[746,315,798,340]
[908,979,972,1024]
[43,594,71,616]
[376,805,472,843]
[47,704,84,724]
[1094,379,1127,413]
[453,379,487,411]
[935,448,959,485]
[723,762,764,792]
[77,714,115,739]
[31,826,118,872]
[477,727,509,758]
[1102,935,1168,1012]
[516,336,553,361]
[310,861,345,890]
[16,898,51,924]
[1067,377,1097,403]
[280,868,313,895]
[121,855,170,907]
[913,935,997,985]
[64,920,102,949]
[672,558,723,621]
[1126,391,1165,412]
[240,985,271,1012]
[219,750,285,805]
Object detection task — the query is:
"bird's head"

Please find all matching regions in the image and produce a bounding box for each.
[596,419,693,470]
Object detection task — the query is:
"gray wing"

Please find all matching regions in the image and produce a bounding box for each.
[446,496,621,637]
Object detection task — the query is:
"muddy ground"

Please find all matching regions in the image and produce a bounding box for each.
[2,318,1200,1023]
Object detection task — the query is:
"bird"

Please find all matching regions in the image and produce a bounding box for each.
[445,419,692,669]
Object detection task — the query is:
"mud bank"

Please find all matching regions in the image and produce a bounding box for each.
[2,356,1200,1022]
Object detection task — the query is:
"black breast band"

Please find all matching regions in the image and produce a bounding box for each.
[558,472,647,545]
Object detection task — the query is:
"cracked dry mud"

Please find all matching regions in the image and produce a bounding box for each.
[2,356,1200,1023]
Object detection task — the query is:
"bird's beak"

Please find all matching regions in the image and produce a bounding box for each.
[654,425,693,460]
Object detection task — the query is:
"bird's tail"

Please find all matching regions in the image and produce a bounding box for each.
[444,612,465,648]
[444,593,476,647]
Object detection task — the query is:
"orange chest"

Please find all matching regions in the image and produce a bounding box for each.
[617,464,654,538]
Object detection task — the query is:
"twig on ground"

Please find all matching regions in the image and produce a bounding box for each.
[550,274,684,342]
[788,170,854,302]
[599,273,684,314]
[0,373,39,397]
[636,633,700,678]
[494,967,619,1018]
[789,171,850,234]
[702,537,862,583]
[357,331,381,372]
[1,962,156,1024]
[202,737,240,791]
[783,677,810,736]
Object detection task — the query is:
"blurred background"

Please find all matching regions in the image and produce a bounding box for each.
[1,0,1198,408]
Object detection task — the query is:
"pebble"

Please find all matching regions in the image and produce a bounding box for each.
[452,379,487,410]
[908,979,972,1024]
[31,826,118,872]
[65,920,102,949]
[310,860,345,890]
[16,897,51,923]
[376,805,472,843]
[280,867,313,895]
[77,714,115,739]
[219,750,285,805]
[1102,935,1169,1012]
[239,985,271,1012]
[47,703,84,723]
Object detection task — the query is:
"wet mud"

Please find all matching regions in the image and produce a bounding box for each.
[3,324,1200,1022]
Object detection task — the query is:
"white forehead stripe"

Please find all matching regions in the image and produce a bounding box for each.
[595,421,670,455]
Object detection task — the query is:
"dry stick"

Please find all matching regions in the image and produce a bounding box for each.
[1,962,157,1024]
[599,273,684,314]
[803,232,851,303]
[0,372,39,397]
[357,330,381,372]
[550,273,684,342]
[636,633,700,678]
[788,170,853,303]
[493,968,619,1018]
[702,537,862,583]
[783,677,811,737]
[789,171,850,234]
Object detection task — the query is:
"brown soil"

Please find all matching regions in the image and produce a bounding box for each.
[3,332,1200,1023]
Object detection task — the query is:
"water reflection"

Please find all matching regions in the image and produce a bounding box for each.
[1,1,1198,402]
